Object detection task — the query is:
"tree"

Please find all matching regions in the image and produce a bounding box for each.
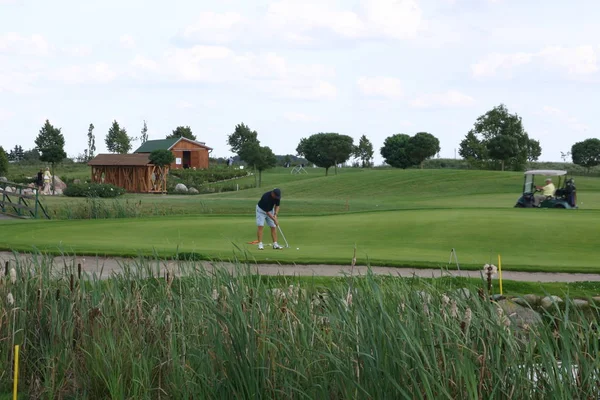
[105,120,132,154]
[296,133,355,176]
[22,148,40,163]
[149,149,175,166]
[571,138,600,172]
[167,126,196,141]
[8,145,24,162]
[140,120,149,144]
[407,132,440,168]
[354,135,374,168]
[238,141,277,187]
[459,131,487,168]
[526,138,542,163]
[228,123,258,154]
[380,134,412,169]
[459,104,537,171]
[87,123,96,161]
[0,146,8,176]
[35,119,67,194]
[486,135,519,171]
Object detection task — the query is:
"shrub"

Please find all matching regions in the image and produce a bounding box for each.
[168,167,250,193]
[63,183,126,198]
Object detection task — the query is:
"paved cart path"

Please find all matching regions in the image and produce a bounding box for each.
[1,251,600,283]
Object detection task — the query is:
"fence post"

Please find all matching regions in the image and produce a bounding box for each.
[1,181,5,213]
[17,186,22,217]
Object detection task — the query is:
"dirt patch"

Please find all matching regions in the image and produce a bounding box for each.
[1,251,600,282]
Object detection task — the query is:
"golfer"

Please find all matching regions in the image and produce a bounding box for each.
[256,188,282,250]
[534,178,555,206]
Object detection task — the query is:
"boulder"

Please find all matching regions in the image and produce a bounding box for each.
[51,176,67,190]
[497,299,543,328]
[175,183,188,193]
[188,187,199,194]
[572,299,589,308]
[541,296,563,309]
[514,294,541,307]
[52,188,63,196]
[4,186,12,193]
[0,177,7,182]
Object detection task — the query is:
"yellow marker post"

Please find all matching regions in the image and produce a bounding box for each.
[13,344,19,400]
[498,254,503,296]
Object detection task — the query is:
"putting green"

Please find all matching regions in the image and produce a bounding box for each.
[1,208,598,272]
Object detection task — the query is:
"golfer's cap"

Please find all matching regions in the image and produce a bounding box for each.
[273,188,281,199]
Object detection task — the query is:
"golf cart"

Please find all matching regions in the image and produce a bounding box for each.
[514,170,577,209]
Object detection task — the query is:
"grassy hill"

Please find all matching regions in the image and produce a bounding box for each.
[2,167,600,272]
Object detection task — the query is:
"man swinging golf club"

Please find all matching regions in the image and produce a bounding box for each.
[256,188,282,250]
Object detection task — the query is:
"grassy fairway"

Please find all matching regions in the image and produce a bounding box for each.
[2,207,599,272]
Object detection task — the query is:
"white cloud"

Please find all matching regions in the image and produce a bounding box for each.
[283,112,319,122]
[410,90,475,108]
[540,106,589,132]
[120,35,136,49]
[155,45,336,100]
[0,32,50,56]
[357,76,403,99]
[265,0,423,42]
[52,63,117,84]
[180,12,245,44]
[471,52,534,78]
[472,45,598,78]
[62,46,92,57]
[130,55,160,72]
[538,45,598,75]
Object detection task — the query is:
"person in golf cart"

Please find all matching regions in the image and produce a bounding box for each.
[255,188,283,250]
[533,178,556,206]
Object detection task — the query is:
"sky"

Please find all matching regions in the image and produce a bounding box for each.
[0,0,598,164]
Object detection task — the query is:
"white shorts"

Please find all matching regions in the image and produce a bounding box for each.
[256,205,276,227]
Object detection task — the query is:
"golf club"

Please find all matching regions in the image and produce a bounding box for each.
[277,225,290,248]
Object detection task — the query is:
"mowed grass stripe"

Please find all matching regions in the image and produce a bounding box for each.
[1,208,598,272]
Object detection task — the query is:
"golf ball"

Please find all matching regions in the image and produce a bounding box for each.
[297,248,300,250]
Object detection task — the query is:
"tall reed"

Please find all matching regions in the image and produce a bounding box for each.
[1,254,599,398]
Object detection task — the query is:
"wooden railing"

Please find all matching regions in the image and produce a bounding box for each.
[0,180,50,219]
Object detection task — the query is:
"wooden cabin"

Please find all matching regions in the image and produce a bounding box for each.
[87,154,169,193]
[133,137,213,170]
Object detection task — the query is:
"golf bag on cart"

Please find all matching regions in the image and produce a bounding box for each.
[555,178,577,207]
[565,178,576,207]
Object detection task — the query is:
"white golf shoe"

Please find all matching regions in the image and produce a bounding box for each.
[273,243,283,250]
[258,243,264,250]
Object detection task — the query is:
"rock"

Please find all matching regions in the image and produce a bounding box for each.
[23,189,33,196]
[4,186,12,193]
[0,177,7,182]
[73,179,81,184]
[572,299,589,308]
[175,183,188,193]
[514,294,541,307]
[592,297,600,304]
[188,187,199,194]
[455,288,471,300]
[541,296,563,309]
[497,299,543,328]
[51,176,67,190]
[53,188,63,195]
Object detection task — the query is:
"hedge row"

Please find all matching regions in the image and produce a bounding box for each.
[63,183,126,198]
